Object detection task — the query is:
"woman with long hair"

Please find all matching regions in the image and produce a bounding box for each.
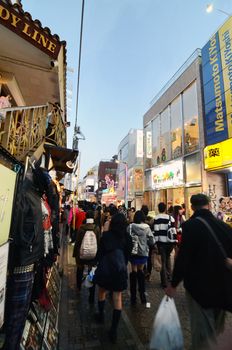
[173,205,186,257]
[129,210,155,305]
[94,213,132,343]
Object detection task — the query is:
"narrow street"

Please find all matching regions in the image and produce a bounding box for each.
[58,241,232,350]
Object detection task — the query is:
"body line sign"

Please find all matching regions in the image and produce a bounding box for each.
[0,1,61,59]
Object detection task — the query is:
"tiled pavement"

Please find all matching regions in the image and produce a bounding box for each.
[58,242,232,350]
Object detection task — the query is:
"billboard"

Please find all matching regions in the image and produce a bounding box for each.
[202,16,232,145]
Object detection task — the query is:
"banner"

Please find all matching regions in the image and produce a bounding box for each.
[146,131,152,158]
[136,130,143,158]
[0,164,16,245]
[202,16,232,145]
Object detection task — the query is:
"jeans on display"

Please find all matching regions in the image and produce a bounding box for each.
[3,271,35,350]
[157,242,174,288]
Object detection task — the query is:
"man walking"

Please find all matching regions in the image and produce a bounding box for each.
[166,194,232,350]
[153,202,176,288]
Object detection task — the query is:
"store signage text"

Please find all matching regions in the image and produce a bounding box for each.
[202,16,232,145]
[204,137,232,170]
[151,160,184,189]
[0,1,61,58]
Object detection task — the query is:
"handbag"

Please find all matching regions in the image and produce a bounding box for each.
[129,224,139,255]
[167,216,178,243]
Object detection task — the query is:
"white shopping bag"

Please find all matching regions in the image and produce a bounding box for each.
[149,296,184,350]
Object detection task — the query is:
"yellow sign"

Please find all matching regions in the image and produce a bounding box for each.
[204,138,232,170]
[0,164,16,245]
[219,17,232,138]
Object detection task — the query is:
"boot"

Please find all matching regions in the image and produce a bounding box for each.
[108,309,121,343]
[129,272,137,305]
[88,284,95,304]
[94,300,105,323]
[76,266,84,290]
[137,270,146,304]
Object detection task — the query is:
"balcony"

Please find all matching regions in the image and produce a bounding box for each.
[0,104,66,161]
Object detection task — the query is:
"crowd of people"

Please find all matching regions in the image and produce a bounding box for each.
[61,195,232,349]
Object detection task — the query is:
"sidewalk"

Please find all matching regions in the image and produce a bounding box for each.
[58,242,232,350]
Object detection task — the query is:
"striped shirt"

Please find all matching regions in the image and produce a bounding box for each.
[153,213,176,243]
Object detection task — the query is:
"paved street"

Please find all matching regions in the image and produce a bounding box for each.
[59,242,232,350]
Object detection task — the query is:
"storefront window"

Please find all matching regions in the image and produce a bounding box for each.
[152,115,160,166]
[170,96,182,159]
[183,82,199,154]
[159,107,171,163]
[185,152,201,185]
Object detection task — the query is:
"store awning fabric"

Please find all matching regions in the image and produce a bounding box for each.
[45,144,78,174]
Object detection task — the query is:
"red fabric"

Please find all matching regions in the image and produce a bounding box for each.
[76,211,86,230]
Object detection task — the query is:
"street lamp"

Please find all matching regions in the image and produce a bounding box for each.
[116,160,128,209]
[206,4,231,17]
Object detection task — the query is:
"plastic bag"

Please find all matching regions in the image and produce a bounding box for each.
[149,296,184,350]
[83,266,96,288]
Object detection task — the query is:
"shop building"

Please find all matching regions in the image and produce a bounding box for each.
[143,49,205,217]
[117,129,144,209]
[0,1,76,349]
[201,16,232,222]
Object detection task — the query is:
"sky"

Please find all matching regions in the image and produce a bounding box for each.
[23,0,231,179]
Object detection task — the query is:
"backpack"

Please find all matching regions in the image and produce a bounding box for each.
[94,248,128,290]
[79,230,97,260]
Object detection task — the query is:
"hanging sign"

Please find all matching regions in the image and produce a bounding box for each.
[0,164,16,245]
[0,0,61,58]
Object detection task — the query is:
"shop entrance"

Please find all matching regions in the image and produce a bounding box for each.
[154,187,184,213]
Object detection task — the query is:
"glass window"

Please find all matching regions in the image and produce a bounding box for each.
[171,96,182,159]
[183,82,199,154]
[159,107,171,163]
[152,115,160,166]
[185,152,201,185]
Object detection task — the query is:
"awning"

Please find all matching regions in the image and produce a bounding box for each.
[44,144,78,174]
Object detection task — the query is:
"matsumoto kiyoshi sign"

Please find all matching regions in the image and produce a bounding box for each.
[202,16,232,145]
[151,160,184,190]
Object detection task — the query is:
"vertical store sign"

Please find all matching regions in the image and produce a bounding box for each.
[219,17,232,138]
[136,130,143,158]
[146,131,152,158]
[0,164,16,245]
[202,16,232,145]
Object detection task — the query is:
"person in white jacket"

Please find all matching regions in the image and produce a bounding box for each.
[128,210,155,305]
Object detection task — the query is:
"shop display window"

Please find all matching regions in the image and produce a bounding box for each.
[158,107,171,164]
[186,186,202,218]
[171,96,182,159]
[185,152,201,185]
[152,115,160,166]
[183,82,199,154]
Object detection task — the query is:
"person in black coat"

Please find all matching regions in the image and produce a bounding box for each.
[94,213,132,343]
[166,194,232,350]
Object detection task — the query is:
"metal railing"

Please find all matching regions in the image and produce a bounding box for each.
[0,104,66,161]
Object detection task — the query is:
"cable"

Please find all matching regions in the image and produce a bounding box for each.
[74,0,85,133]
